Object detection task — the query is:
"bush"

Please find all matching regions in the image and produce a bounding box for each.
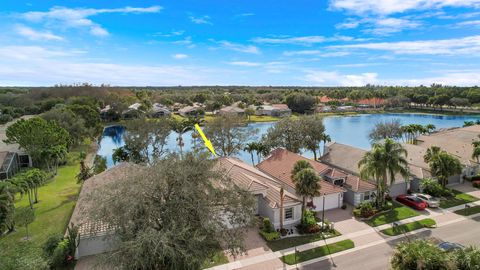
[382,201,393,211]
[473,180,480,189]
[421,178,445,197]
[303,210,317,227]
[454,246,480,270]
[259,230,280,241]
[358,201,375,218]
[0,114,12,124]
[262,218,274,233]
[391,240,454,270]
[51,239,70,267]
[42,233,63,258]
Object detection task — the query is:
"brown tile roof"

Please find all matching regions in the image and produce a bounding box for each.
[257,148,346,195]
[416,125,480,166]
[216,157,300,208]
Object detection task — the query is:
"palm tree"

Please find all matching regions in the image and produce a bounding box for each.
[292,168,321,223]
[472,146,480,163]
[291,160,313,178]
[170,119,194,156]
[424,147,463,187]
[359,138,409,208]
[244,142,258,165]
[321,134,331,156]
[425,124,436,134]
[256,142,270,164]
[0,182,16,233]
[279,186,285,233]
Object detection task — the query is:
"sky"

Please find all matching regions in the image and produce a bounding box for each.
[1,0,480,86]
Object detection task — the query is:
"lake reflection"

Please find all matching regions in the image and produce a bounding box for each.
[98,113,480,168]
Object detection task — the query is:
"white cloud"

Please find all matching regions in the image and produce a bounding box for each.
[15,25,63,41]
[305,70,379,86]
[336,19,360,29]
[218,41,260,54]
[154,30,185,37]
[456,20,480,27]
[235,13,254,17]
[332,35,480,55]
[228,61,261,67]
[0,46,77,60]
[189,15,212,25]
[391,71,480,86]
[22,6,162,37]
[366,17,421,35]
[252,35,366,45]
[330,0,480,15]
[283,50,350,57]
[172,54,188,59]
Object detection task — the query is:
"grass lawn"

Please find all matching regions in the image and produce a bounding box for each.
[380,218,436,236]
[266,230,341,252]
[201,251,229,269]
[365,202,420,227]
[454,205,480,216]
[0,149,84,269]
[247,115,281,122]
[440,189,479,209]
[281,239,354,265]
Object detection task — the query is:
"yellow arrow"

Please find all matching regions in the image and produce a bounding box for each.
[194,124,217,157]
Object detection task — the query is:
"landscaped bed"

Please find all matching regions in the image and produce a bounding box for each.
[454,205,480,216]
[266,230,341,252]
[201,251,229,269]
[380,218,436,236]
[365,202,420,227]
[439,189,479,209]
[281,239,355,265]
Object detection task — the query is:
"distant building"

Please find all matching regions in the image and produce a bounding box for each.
[149,103,171,118]
[121,103,144,119]
[218,105,245,116]
[178,105,204,117]
[255,104,291,117]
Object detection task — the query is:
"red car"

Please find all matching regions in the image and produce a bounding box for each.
[396,194,427,210]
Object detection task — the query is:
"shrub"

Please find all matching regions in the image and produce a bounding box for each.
[259,230,280,241]
[0,114,13,124]
[358,201,375,218]
[454,246,480,270]
[382,201,393,211]
[51,239,70,267]
[262,218,274,233]
[473,180,480,189]
[421,178,445,197]
[303,210,317,227]
[42,233,64,258]
[353,208,361,218]
[391,240,455,270]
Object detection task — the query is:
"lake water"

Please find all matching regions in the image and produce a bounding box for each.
[97,113,480,168]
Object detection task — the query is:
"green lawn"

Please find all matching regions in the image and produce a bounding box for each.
[266,231,341,252]
[365,202,420,227]
[380,218,436,236]
[454,205,480,216]
[281,239,354,265]
[201,251,229,269]
[0,150,84,269]
[440,189,479,209]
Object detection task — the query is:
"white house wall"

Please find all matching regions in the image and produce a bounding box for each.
[77,233,119,259]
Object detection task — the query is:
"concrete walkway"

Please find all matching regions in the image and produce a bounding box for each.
[207,199,480,270]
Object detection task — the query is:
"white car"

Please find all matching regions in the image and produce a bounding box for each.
[412,193,440,208]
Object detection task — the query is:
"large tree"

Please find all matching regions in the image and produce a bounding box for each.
[369,119,403,142]
[359,139,409,208]
[4,117,70,170]
[41,107,90,146]
[86,153,255,270]
[205,115,257,157]
[113,118,172,164]
[0,182,16,234]
[300,115,326,160]
[424,147,463,187]
[285,93,315,113]
[391,240,455,270]
[262,118,304,153]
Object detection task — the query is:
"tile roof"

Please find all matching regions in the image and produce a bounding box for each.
[216,157,300,208]
[257,148,346,195]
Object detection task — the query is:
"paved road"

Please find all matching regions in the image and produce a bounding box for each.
[301,215,480,270]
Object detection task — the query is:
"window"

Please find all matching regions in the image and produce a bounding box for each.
[284,207,293,220]
[363,192,371,201]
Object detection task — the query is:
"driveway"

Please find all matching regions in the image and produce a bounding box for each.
[319,204,371,235]
[452,182,480,198]
[227,228,272,262]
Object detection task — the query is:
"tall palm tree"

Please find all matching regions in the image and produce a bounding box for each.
[244,142,258,165]
[291,160,313,178]
[292,168,321,223]
[279,186,285,233]
[359,138,409,208]
[473,146,480,163]
[424,147,463,187]
[170,119,194,156]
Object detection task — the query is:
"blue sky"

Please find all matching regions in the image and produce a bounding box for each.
[1,0,480,86]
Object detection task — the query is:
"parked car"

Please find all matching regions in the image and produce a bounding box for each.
[396,194,427,210]
[412,193,440,208]
[438,242,464,251]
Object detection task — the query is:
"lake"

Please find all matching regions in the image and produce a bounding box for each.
[97,113,480,168]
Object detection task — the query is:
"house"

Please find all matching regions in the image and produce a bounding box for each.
[149,103,171,118]
[255,104,292,117]
[0,116,32,179]
[121,103,144,119]
[99,105,112,121]
[257,148,346,211]
[70,162,140,259]
[218,105,245,116]
[216,157,302,229]
[178,105,204,117]
[321,142,413,197]
[414,125,480,184]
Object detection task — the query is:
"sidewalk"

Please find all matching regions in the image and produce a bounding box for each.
[207,199,480,270]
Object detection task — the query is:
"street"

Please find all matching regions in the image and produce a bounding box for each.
[301,215,480,270]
